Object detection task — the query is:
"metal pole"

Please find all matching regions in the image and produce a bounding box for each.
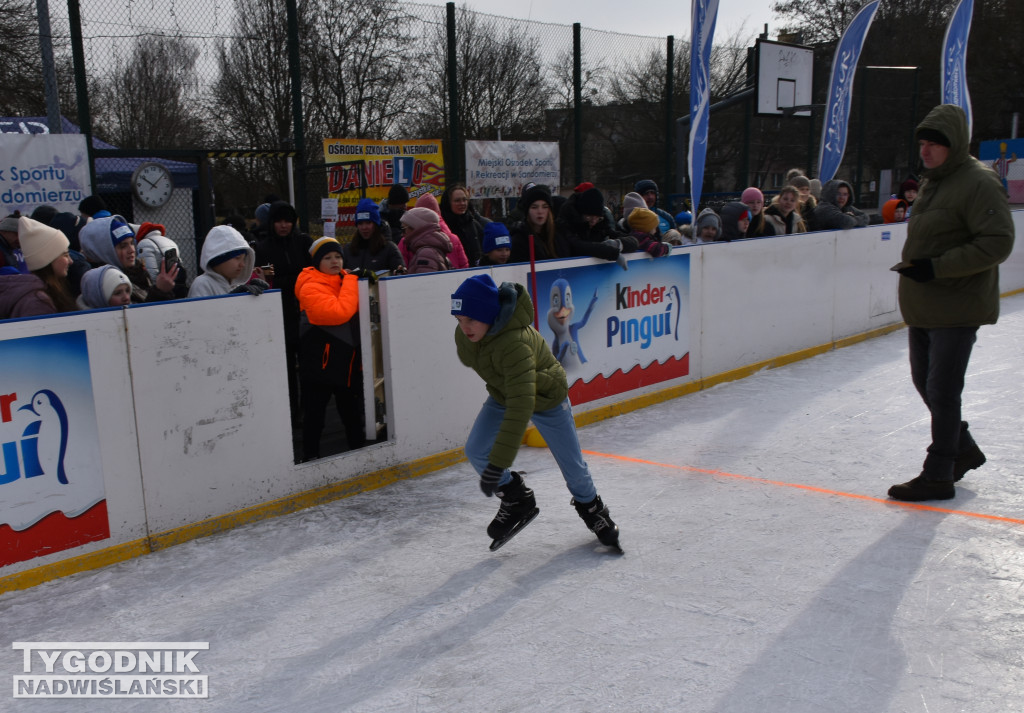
[664,35,674,205]
[446,3,461,184]
[285,0,308,230]
[909,68,920,173]
[855,69,868,202]
[66,0,94,189]
[35,0,61,133]
[573,23,583,186]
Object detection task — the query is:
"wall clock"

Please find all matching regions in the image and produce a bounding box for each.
[131,161,173,208]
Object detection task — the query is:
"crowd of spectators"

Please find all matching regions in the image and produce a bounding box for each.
[0,169,914,457]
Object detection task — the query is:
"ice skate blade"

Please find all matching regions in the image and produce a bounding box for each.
[489,508,540,551]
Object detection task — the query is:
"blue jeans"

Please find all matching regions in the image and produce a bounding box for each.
[908,326,978,482]
[465,396,598,503]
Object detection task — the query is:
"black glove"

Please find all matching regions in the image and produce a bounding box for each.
[897,259,935,283]
[480,463,503,497]
[231,283,264,295]
[349,267,378,284]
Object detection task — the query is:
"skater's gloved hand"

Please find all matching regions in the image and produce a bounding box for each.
[480,463,503,497]
[897,258,935,283]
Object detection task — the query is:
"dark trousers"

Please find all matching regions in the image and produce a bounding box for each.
[300,376,366,459]
[908,326,978,481]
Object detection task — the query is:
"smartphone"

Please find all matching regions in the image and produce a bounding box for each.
[163,248,180,272]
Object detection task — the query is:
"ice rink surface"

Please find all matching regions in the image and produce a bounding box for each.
[3,294,1024,713]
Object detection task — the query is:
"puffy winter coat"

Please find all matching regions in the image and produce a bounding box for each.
[763,203,807,234]
[0,273,56,319]
[898,104,1015,328]
[454,282,568,469]
[295,266,360,385]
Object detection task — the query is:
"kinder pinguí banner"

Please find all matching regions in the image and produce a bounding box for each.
[534,253,691,406]
[0,331,109,568]
[323,139,446,230]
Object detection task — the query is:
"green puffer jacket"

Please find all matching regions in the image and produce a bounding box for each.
[455,281,568,468]
[899,104,1015,328]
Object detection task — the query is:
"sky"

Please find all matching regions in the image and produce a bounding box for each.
[461,0,780,42]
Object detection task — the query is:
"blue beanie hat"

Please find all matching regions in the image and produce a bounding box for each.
[634,179,658,196]
[208,247,249,267]
[482,222,511,253]
[451,274,500,325]
[674,210,693,225]
[109,217,135,246]
[354,198,381,225]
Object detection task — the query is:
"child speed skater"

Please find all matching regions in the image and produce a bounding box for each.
[451,273,621,551]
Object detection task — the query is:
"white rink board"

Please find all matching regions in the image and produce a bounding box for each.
[1,211,1022,580]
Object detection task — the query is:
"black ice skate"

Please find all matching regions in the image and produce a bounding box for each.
[572,495,622,552]
[488,472,540,551]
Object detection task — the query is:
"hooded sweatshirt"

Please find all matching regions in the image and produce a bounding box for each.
[188,226,256,297]
[809,180,869,231]
[898,104,1015,328]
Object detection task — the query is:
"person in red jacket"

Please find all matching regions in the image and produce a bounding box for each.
[294,237,366,460]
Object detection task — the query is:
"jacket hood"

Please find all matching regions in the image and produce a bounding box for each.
[719,202,750,240]
[915,104,971,180]
[79,214,133,267]
[200,225,255,287]
[487,282,532,337]
[820,179,855,207]
[881,198,908,224]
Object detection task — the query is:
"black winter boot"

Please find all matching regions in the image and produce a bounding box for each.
[953,421,986,482]
[888,474,955,502]
[487,472,537,541]
[572,495,620,548]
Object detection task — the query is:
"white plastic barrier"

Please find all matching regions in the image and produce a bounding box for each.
[2,213,1022,587]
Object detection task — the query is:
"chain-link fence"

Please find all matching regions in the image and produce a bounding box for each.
[22,0,956,241]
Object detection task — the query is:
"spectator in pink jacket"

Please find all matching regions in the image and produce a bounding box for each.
[397,193,469,269]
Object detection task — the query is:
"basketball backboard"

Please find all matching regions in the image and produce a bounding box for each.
[755,39,814,117]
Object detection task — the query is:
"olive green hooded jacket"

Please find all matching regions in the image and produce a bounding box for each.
[455,281,568,468]
[899,104,1015,328]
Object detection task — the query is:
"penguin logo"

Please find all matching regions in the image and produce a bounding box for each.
[548,278,599,368]
[18,389,70,485]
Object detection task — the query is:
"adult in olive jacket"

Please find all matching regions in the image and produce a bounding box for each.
[889,104,1015,502]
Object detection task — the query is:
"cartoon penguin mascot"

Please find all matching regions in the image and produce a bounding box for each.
[19,389,70,485]
[547,278,599,370]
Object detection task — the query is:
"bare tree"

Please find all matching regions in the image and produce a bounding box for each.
[211,0,307,152]
[413,5,550,141]
[303,0,415,147]
[91,35,208,148]
[1,0,74,117]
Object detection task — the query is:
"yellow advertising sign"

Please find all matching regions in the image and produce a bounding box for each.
[323,138,446,212]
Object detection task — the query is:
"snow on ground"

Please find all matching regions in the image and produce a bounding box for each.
[3,294,1023,713]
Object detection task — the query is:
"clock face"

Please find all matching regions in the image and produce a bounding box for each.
[132,162,173,208]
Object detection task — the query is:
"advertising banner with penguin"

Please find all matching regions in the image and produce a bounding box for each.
[323,138,446,229]
[0,331,108,567]
[535,253,691,405]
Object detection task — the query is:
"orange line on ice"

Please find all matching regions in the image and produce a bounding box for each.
[582,449,1024,527]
